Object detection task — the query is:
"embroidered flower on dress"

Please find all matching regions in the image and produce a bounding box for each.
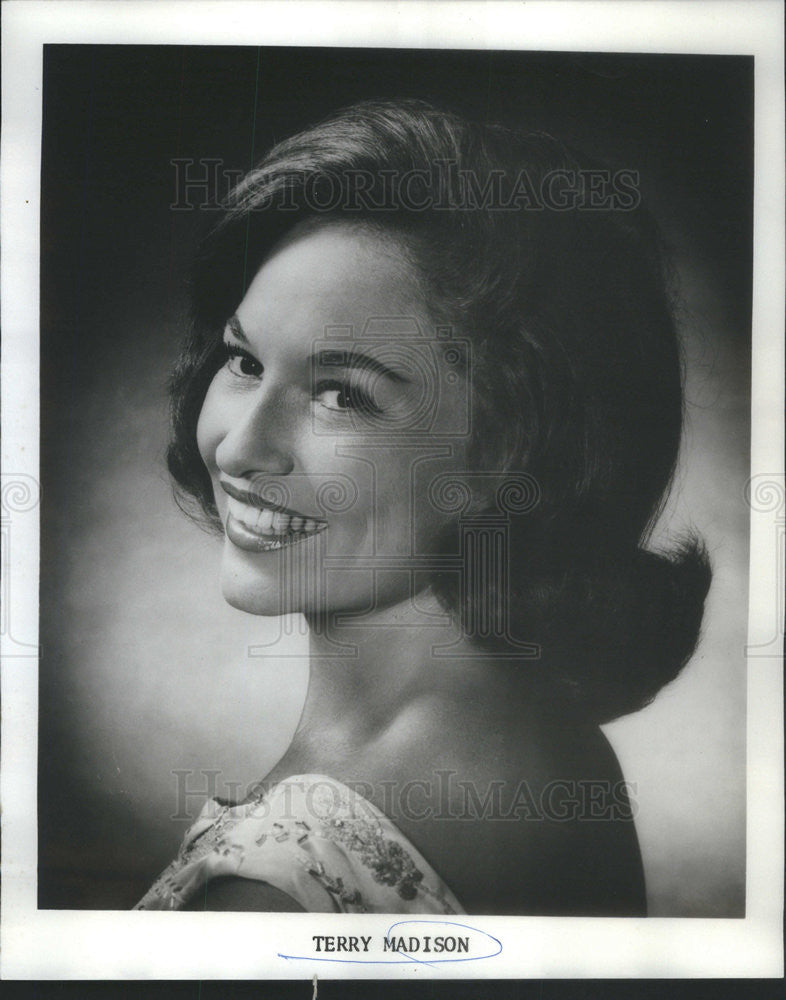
[322,815,425,900]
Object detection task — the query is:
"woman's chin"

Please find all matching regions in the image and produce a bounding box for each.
[219,553,290,616]
[221,584,284,616]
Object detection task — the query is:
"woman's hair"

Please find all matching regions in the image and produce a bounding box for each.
[168,99,711,723]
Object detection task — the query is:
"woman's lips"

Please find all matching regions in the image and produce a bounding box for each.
[220,479,318,518]
[221,489,327,553]
[225,513,327,552]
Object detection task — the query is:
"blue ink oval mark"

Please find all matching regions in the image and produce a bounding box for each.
[384,919,502,966]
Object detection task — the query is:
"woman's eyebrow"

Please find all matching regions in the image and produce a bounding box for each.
[225,317,407,383]
[315,348,409,384]
[224,315,248,342]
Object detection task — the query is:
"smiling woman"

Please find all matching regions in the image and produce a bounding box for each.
[196,220,473,617]
[134,99,711,915]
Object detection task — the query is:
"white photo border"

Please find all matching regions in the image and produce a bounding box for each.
[1,0,783,981]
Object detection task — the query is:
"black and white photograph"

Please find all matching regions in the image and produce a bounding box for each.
[1,0,783,984]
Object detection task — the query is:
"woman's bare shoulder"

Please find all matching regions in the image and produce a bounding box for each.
[374,695,645,915]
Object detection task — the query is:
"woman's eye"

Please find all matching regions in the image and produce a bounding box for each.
[315,379,380,415]
[223,343,263,379]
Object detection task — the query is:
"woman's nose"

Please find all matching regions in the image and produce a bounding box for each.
[214,384,295,478]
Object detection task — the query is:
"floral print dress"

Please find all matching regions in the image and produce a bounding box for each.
[135,774,464,914]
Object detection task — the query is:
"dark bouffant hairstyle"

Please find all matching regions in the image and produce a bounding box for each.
[168,99,711,724]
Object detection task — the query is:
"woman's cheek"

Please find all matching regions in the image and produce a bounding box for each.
[196,380,222,470]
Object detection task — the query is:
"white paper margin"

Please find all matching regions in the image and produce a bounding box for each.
[1,0,783,981]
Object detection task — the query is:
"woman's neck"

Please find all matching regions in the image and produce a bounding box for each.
[278,589,499,767]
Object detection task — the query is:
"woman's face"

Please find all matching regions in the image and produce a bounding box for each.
[197,221,473,617]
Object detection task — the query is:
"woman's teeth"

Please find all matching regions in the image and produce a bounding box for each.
[226,496,326,539]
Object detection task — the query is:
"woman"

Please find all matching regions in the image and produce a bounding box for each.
[136,100,710,915]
